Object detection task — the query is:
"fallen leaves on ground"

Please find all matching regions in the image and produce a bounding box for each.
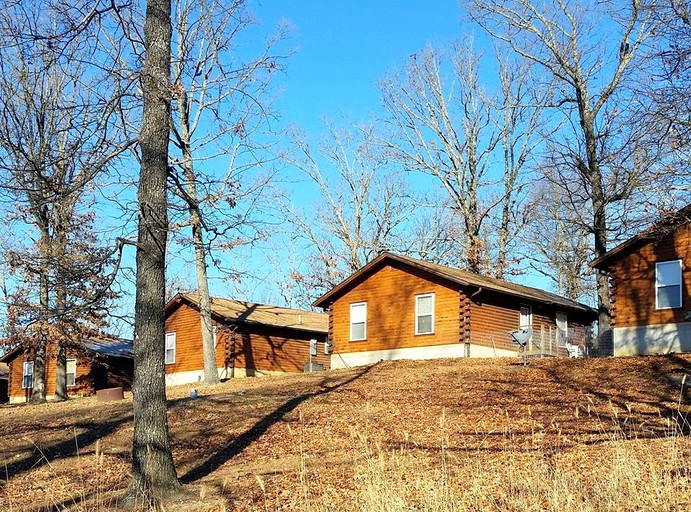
[1,353,690,510]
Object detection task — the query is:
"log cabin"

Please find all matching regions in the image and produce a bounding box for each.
[164,293,330,385]
[314,252,597,368]
[0,337,133,404]
[591,204,691,356]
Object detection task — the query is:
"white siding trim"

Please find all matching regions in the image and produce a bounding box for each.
[330,343,516,369]
[613,322,691,356]
[164,366,286,386]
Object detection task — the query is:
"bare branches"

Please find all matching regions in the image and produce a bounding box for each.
[381,41,543,277]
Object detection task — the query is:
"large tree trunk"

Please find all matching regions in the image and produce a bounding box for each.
[592,196,612,356]
[580,103,612,356]
[30,217,50,403]
[123,0,179,503]
[54,204,68,401]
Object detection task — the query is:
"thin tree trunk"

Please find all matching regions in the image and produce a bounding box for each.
[192,217,219,385]
[123,0,179,503]
[176,83,219,386]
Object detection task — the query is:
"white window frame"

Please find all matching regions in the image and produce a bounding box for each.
[349,302,367,341]
[415,293,435,335]
[655,260,683,310]
[556,311,568,343]
[519,304,532,328]
[165,332,176,364]
[66,358,77,387]
[22,360,34,389]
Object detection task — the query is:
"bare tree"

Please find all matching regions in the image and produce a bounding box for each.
[381,44,499,274]
[279,122,418,304]
[467,0,660,353]
[167,0,286,385]
[492,55,545,278]
[381,42,544,278]
[635,0,691,196]
[523,181,595,301]
[123,0,180,502]
[0,3,129,402]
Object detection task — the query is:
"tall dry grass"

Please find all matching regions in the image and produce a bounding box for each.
[297,404,691,512]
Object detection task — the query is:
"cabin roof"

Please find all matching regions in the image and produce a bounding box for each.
[591,203,691,270]
[313,252,597,315]
[0,335,133,363]
[166,293,329,334]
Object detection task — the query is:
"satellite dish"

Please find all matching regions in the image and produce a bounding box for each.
[509,328,534,367]
[509,328,533,346]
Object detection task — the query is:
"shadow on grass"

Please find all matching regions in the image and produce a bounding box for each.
[0,395,192,487]
[180,365,373,484]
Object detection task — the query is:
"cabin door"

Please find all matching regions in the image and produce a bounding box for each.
[519,305,532,329]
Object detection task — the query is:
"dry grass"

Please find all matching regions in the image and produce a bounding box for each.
[1,354,690,511]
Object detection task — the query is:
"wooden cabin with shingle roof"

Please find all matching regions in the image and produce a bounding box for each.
[313,252,597,368]
[164,293,330,385]
[0,337,132,404]
[591,203,691,356]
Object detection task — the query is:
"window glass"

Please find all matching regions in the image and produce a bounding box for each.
[416,294,434,334]
[66,359,77,387]
[350,303,367,341]
[656,261,682,309]
[520,305,532,328]
[22,361,34,389]
[165,332,176,364]
[556,311,568,343]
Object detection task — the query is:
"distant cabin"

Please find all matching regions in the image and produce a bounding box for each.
[313,252,597,369]
[591,204,690,356]
[0,337,133,404]
[164,293,330,386]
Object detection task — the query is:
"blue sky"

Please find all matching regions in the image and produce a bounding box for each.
[162,0,563,311]
[254,1,467,128]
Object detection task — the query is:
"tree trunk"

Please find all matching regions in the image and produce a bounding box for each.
[123,0,180,503]
[54,204,68,401]
[592,197,612,355]
[580,99,612,356]
[495,197,511,279]
[55,342,67,400]
[193,218,219,385]
[30,217,50,404]
[176,84,219,386]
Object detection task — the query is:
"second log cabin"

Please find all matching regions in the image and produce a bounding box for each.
[314,252,597,368]
[164,293,330,385]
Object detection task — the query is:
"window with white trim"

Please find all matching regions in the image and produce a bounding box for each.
[66,359,77,387]
[519,305,532,328]
[556,311,568,343]
[22,361,34,389]
[415,293,435,335]
[165,332,176,364]
[350,302,367,341]
[656,260,682,309]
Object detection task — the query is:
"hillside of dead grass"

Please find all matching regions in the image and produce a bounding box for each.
[1,353,690,511]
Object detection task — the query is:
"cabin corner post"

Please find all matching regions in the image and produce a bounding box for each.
[607,271,617,329]
[460,290,471,357]
[327,303,334,355]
